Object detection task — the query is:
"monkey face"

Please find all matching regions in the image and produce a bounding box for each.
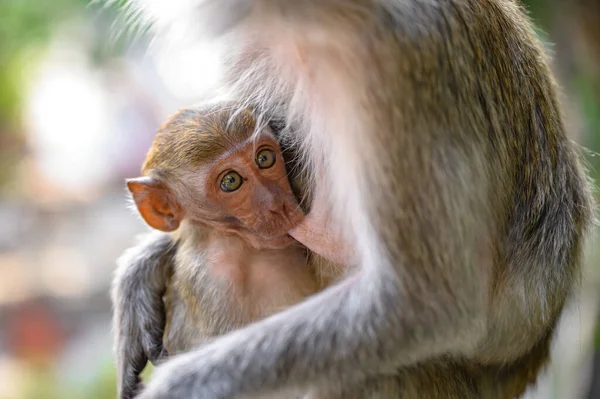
[200,133,305,249]
[129,116,305,249]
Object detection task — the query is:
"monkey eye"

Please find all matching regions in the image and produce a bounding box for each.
[220,171,243,192]
[256,148,276,169]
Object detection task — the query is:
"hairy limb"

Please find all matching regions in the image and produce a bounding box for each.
[102,0,595,396]
[112,231,176,399]
[134,11,491,399]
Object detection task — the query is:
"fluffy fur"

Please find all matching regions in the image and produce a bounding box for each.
[111,1,595,398]
[112,231,176,399]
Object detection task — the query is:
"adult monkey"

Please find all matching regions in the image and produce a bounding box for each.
[117,0,595,398]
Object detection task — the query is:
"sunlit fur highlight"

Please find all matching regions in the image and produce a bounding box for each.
[111,1,596,398]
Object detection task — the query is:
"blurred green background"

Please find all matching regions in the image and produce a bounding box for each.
[0,1,598,398]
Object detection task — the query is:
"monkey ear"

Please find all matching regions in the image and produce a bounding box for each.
[126,177,183,232]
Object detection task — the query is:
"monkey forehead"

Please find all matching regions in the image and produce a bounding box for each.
[171,125,276,169]
[211,129,279,161]
[143,106,267,171]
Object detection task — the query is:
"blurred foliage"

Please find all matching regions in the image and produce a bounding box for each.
[0,358,154,399]
[576,75,600,171]
[13,360,115,399]
[0,0,129,191]
[0,0,89,191]
[0,0,131,124]
[523,0,600,174]
[0,0,88,124]
[523,0,553,27]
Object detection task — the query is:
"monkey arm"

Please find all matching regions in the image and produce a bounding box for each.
[111,231,176,399]
[124,0,581,398]
[135,35,489,399]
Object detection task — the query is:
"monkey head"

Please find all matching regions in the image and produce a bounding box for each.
[126,105,304,250]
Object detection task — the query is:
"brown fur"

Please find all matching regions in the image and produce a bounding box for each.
[113,105,345,399]
[111,1,596,398]
[143,105,256,173]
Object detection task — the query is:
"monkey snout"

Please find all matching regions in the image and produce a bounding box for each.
[289,209,305,227]
[264,196,284,215]
[277,201,305,229]
[258,213,297,239]
[267,201,286,218]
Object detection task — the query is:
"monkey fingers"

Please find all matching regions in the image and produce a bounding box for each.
[118,342,149,399]
[145,339,169,366]
[140,319,168,365]
[121,372,145,399]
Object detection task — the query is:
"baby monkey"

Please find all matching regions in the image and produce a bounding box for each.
[112,104,346,399]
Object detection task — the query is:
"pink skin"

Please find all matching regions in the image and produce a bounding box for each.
[288,177,356,266]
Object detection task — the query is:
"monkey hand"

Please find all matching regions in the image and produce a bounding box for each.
[120,299,168,367]
[142,323,169,366]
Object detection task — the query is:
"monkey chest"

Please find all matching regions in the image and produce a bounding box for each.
[162,248,319,354]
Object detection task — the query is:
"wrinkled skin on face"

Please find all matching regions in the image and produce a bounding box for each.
[196,133,305,249]
[128,130,305,251]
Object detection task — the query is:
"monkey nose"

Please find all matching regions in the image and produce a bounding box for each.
[264,193,285,214]
[269,202,299,228]
[284,203,305,227]
[268,201,285,216]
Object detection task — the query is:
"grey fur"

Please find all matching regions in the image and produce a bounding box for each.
[112,221,323,399]
[111,227,253,398]
[112,231,177,399]
[111,0,597,398]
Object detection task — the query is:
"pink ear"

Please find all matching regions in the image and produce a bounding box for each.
[126,177,183,232]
